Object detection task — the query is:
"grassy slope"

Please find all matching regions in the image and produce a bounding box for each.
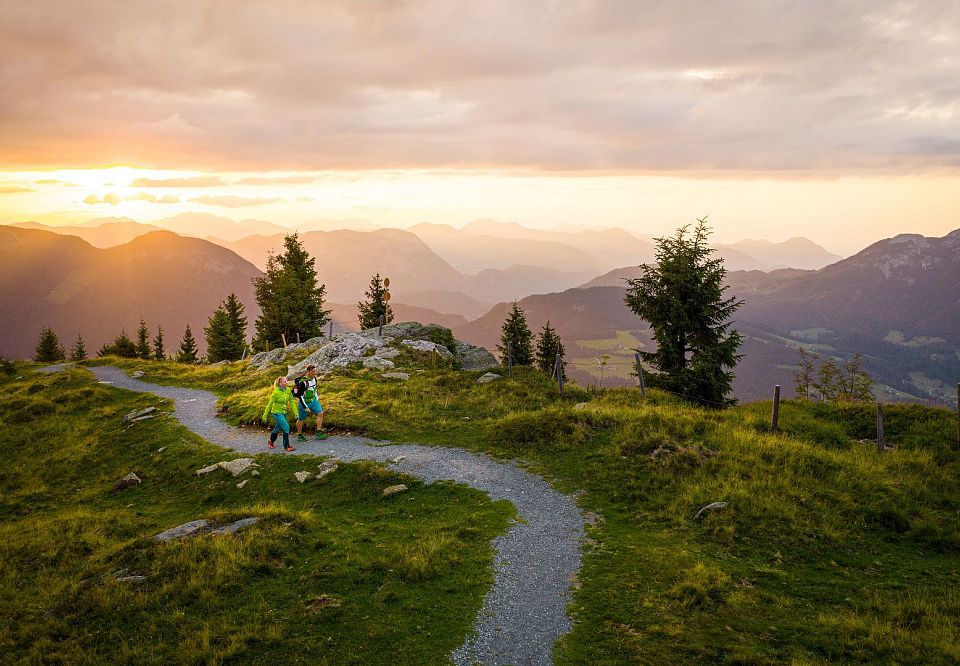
[5,354,960,664]
[0,365,513,664]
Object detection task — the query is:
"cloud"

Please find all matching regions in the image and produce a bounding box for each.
[0,1,958,173]
[190,195,281,207]
[0,186,33,194]
[127,192,181,203]
[83,192,121,205]
[236,175,317,185]
[131,176,224,187]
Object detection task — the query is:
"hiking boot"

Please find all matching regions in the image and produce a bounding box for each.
[315,431,328,440]
[284,445,296,452]
[297,433,307,442]
[267,437,275,449]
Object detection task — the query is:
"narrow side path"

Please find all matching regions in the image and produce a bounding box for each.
[88,366,584,666]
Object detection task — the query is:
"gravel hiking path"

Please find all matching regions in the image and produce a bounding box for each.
[46,365,585,666]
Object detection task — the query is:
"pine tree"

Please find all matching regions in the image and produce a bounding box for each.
[176,324,199,363]
[357,273,394,330]
[70,334,88,361]
[624,218,743,407]
[205,306,234,363]
[33,327,66,362]
[135,319,151,359]
[253,234,330,349]
[222,294,248,359]
[98,331,138,358]
[153,326,166,360]
[497,302,533,367]
[535,320,566,376]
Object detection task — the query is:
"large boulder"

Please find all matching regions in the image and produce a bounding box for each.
[455,341,498,371]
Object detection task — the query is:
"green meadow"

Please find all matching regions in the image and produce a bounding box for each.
[2,354,958,664]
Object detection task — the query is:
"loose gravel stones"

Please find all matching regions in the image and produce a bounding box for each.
[87,365,584,666]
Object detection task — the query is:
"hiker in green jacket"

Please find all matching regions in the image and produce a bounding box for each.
[262,376,296,452]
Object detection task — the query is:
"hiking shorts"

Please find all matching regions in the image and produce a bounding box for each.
[298,399,323,420]
[271,413,291,434]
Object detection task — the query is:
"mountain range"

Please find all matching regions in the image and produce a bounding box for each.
[3,218,949,406]
[0,228,262,359]
[454,229,959,404]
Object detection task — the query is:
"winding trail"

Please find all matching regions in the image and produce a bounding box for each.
[84,366,585,666]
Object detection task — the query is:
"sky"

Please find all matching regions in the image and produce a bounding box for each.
[1,0,959,254]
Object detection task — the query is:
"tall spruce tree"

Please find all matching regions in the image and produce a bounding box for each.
[176,324,199,363]
[357,273,394,330]
[253,234,330,349]
[34,327,66,362]
[497,302,533,367]
[535,320,566,375]
[70,334,88,361]
[153,326,166,360]
[223,294,248,358]
[624,218,743,407]
[205,306,235,363]
[135,319,151,359]
[98,331,137,358]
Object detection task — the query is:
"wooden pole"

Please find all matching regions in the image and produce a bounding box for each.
[378,314,384,336]
[296,332,300,344]
[328,320,334,339]
[555,352,564,396]
[241,346,247,361]
[281,333,287,348]
[771,385,781,432]
[507,341,513,378]
[635,352,646,399]
[876,402,885,453]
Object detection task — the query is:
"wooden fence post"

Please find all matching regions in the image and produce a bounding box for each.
[378,314,384,336]
[876,402,885,453]
[635,352,646,399]
[328,320,333,339]
[296,332,300,344]
[281,333,287,348]
[771,385,781,432]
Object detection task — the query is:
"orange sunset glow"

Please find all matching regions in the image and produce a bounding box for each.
[2,2,959,253]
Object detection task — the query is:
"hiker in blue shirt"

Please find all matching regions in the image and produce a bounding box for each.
[293,365,327,441]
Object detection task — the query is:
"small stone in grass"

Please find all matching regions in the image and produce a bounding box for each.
[237,479,250,489]
[295,471,314,483]
[382,484,408,497]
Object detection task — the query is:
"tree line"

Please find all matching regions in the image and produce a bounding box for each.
[32,234,395,364]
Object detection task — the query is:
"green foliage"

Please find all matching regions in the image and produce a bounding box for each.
[152,326,165,360]
[176,324,199,363]
[424,326,457,355]
[69,334,87,362]
[205,295,247,363]
[624,217,743,408]
[0,369,511,664]
[357,273,394,330]
[794,347,816,399]
[816,353,874,403]
[253,234,330,349]
[0,356,14,375]
[135,319,151,359]
[56,357,960,664]
[33,327,66,362]
[98,331,137,358]
[497,301,533,367]
[535,320,566,376]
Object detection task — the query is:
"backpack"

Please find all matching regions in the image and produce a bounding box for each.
[290,377,308,399]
